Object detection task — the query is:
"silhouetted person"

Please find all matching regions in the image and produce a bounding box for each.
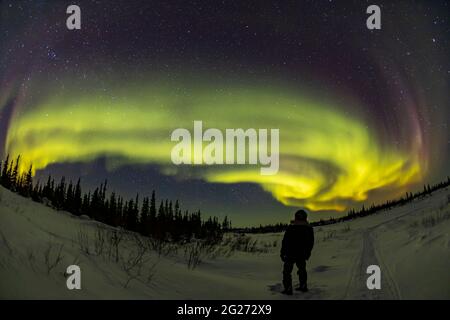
[280,209,314,295]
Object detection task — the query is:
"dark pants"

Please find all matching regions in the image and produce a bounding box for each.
[283,259,307,290]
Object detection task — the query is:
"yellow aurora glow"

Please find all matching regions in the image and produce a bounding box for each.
[5,81,424,212]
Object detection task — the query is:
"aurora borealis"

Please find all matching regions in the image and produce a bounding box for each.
[4,79,424,212]
[1,1,448,225]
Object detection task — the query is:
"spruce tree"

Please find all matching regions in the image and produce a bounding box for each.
[66,180,74,211]
[108,192,117,226]
[140,196,150,235]
[1,154,10,187]
[24,164,33,197]
[74,179,82,215]
[149,190,156,234]
[10,155,21,190]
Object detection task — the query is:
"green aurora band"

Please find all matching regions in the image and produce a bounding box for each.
[4,78,424,212]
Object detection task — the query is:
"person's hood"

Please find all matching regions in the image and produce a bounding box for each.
[290,220,310,226]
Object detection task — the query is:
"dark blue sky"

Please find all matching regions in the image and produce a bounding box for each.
[1,0,449,226]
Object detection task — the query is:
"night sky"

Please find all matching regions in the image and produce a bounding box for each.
[0,0,448,226]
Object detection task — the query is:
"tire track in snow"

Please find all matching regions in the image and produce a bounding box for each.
[342,194,444,300]
[343,227,400,299]
[343,209,424,299]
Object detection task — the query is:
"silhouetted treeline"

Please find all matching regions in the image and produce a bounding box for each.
[0,155,232,242]
[233,223,289,234]
[342,177,450,222]
[235,176,450,233]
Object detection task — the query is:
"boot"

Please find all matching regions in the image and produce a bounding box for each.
[281,287,293,295]
[295,284,308,292]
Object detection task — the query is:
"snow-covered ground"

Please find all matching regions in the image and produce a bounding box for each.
[0,185,449,299]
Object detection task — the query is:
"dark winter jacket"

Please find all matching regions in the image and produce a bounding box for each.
[280,220,314,261]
